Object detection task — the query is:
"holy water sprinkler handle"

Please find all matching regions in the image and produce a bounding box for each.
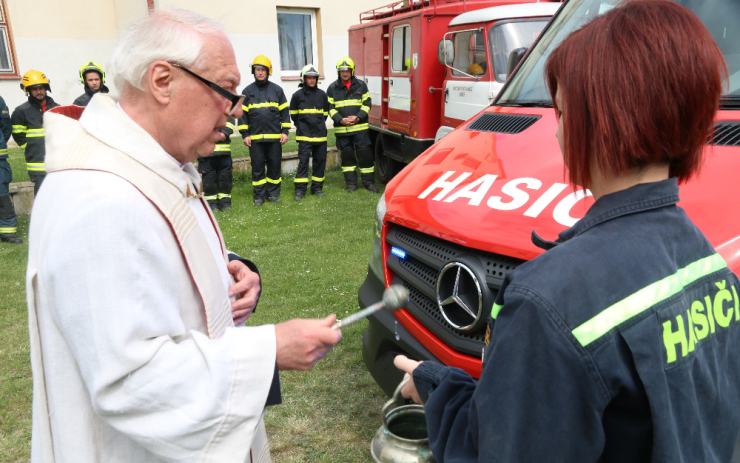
[333,285,409,330]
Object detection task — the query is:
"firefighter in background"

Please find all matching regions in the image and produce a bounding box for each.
[327,56,377,192]
[0,94,20,244]
[238,55,290,206]
[11,70,59,195]
[198,118,236,211]
[73,61,110,107]
[289,64,330,200]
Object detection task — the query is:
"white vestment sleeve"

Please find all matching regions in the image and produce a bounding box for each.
[37,174,276,462]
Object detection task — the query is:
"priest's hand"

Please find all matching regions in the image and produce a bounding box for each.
[228,260,261,325]
[275,315,342,370]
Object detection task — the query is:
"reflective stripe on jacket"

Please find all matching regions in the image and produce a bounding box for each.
[326,77,371,136]
[289,86,329,143]
[210,120,236,156]
[238,81,290,143]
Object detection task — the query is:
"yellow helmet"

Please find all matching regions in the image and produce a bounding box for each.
[79,61,105,84]
[467,62,484,76]
[335,56,355,75]
[20,69,51,92]
[251,55,272,76]
[300,64,320,80]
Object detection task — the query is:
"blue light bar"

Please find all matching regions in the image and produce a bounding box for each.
[390,246,407,260]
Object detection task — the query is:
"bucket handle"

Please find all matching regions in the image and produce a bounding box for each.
[382,377,410,417]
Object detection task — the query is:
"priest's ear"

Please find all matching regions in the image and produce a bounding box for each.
[145,60,176,106]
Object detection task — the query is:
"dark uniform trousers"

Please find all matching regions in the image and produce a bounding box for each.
[0,95,16,238]
[337,131,373,188]
[250,141,282,200]
[198,155,233,209]
[199,120,236,210]
[295,142,327,194]
[0,157,17,236]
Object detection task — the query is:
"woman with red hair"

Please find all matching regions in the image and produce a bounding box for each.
[394,1,740,461]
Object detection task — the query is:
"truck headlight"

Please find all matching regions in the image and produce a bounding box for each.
[369,193,387,280]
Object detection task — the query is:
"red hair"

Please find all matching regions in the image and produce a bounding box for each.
[545,0,726,187]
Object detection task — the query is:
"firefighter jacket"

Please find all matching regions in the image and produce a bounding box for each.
[211,119,236,156]
[412,178,740,462]
[289,86,329,143]
[11,96,60,171]
[327,77,371,136]
[73,85,110,107]
[238,80,290,143]
[0,96,11,158]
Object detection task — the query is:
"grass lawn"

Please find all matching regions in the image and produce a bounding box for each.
[0,168,388,462]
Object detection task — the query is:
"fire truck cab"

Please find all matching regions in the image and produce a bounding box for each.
[349,0,560,182]
[358,0,740,397]
[436,3,560,141]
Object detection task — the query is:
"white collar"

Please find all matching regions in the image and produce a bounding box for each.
[78,93,202,197]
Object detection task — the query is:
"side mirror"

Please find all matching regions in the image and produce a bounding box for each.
[507,47,527,76]
[438,39,454,66]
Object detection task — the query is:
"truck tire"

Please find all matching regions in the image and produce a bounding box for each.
[374,136,403,184]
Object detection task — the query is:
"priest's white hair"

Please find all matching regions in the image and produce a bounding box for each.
[109,9,224,92]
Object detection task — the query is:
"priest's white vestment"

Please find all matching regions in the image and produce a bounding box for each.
[26,94,275,462]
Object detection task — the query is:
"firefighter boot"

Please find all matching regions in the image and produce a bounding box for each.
[218,194,232,211]
[362,172,378,192]
[358,148,377,192]
[310,181,324,197]
[0,233,22,244]
[294,180,308,201]
[0,196,21,244]
[253,183,267,206]
[344,170,358,192]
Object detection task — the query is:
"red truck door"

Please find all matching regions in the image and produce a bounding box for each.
[387,17,418,135]
[356,24,384,127]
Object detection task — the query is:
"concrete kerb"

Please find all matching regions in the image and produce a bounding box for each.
[9,147,340,215]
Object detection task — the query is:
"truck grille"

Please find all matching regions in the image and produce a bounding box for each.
[385,224,524,357]
[467,113,540,134]
[711,121,740,146]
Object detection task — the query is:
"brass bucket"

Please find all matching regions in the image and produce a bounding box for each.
[370,380,435,463]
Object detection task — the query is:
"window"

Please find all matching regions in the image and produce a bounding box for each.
[0,0,18,78]
[489,19,550,82]
[391,25,411,72]
[451,29,487,77]
[277,8,318,75]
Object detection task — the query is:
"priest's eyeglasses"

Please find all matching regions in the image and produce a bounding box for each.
[169,62,244,116]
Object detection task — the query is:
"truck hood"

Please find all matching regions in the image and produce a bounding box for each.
[384,106,740,269]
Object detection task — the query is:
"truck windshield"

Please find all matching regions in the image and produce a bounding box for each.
[489,19,551,82]
[497,0,740,109]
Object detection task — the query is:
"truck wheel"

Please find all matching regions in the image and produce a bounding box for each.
[374,136,403,184]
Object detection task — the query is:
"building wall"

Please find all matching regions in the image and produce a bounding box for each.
[0,0,379,113]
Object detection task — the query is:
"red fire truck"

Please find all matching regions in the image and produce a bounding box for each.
[349,0,560,182]
[358,0,740,396]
